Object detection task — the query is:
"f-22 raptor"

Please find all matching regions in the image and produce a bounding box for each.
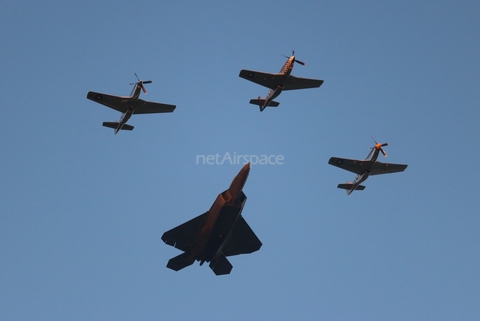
[87,73,176,134]
[239,51,324,111]
[162,163,262,275]
[328,140,408,195]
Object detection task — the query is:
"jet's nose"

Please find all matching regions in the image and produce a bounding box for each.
[237,162,250,184]
[240,162,251,180]
[229,162,250,195]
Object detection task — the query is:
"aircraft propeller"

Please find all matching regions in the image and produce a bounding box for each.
[282,50,305,66]
[129,73,152,94]
[367,138,388,159]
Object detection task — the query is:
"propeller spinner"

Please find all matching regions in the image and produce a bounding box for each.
[367,138,389,159]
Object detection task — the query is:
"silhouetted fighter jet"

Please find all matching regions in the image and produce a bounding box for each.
[162,163,262,275]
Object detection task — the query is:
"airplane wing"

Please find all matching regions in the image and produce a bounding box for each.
[87,92,176,114]
[284,75,324,90]
[161,212,208,252]
[222,215,262,257]
[239,69,285,90]
[369,162,408,175]
[132,100,176,114]
[86,91,129,113]
[328,157,371,175]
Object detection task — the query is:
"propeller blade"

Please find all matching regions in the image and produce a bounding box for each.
[129,74,151,94]
[294,59,305,66]
[282,51,305,64]
[380,148,387,157]
[381,142,388,147]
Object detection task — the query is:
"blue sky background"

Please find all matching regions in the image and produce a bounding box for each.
[1,1,480,320]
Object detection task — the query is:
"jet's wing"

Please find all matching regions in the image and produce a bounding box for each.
[370,162,408,175]
[284,75,324,90]
[86,91,129,113]
[222,216,262,257]
[328,157,371,175]
[133,100,176,114]
[239,69,285,90]
[161,212,208,252]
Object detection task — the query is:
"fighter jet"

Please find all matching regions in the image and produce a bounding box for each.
[239,51,324,111]
[86,73,176,134]
[161,163,262,275]
[328,140,408,195]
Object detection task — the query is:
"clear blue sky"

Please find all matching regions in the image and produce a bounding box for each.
[1,1,480,320]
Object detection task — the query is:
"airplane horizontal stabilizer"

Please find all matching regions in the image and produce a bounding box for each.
[102,122,134,131]
[337,183,365,191]
[209,253,233,276]
[249,99,280,107]
[166,252,195,271]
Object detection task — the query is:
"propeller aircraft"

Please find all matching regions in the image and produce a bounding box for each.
[87,73,176,134]
[239,51,324,111]
[328,139,408,195]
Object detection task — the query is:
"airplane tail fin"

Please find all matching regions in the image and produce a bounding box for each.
[166,252,195,271]
[209,253,233,276]
[337,183,365,195]
[102,122,134,131]
[249,98,280,112]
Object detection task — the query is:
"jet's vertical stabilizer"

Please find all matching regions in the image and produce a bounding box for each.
[209,253,233,275]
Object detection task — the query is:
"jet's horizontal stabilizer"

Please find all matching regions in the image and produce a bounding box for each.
[209,253,233,275]
[249,99,280,107]
[337,183,366,191]
[102,122,134,131]
[166,252,195,271]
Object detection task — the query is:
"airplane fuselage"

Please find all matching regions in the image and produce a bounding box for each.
[348,172,371,195]
[189,163,250,265]
[261,56,295,111]
[347,148,381,194]
[131,84,142,100]
[200,191,246,265]
[113,85,144,134]
[115,107,134,134]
